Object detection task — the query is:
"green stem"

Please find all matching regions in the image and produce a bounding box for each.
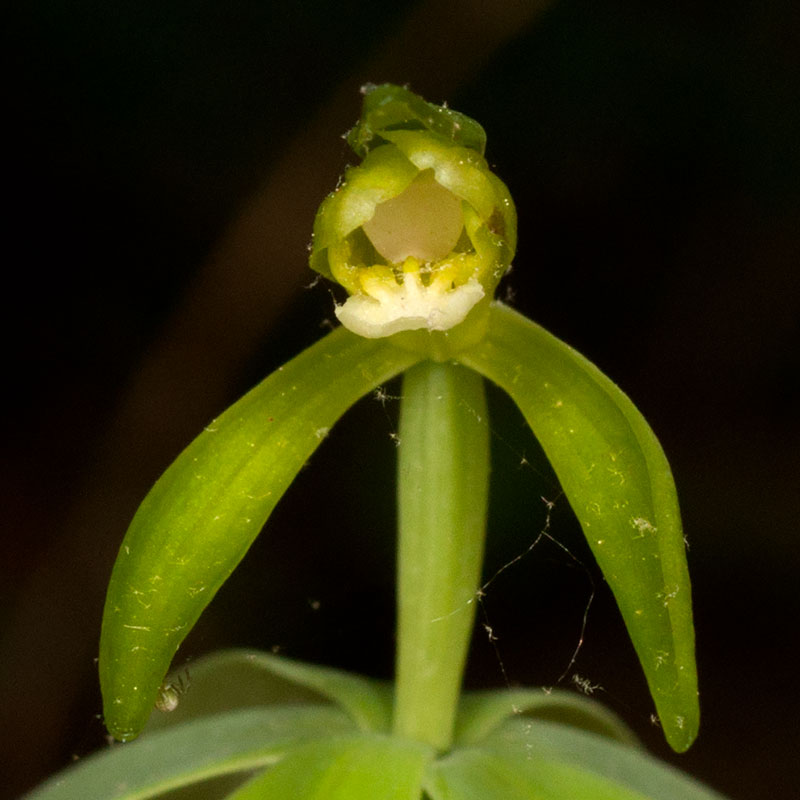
[392,361,490,750]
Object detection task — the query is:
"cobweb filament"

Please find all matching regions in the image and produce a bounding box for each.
[370,379,596,692]
[476,491,597,692]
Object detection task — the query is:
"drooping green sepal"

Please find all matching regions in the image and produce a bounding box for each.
[310,84,516,340]
[99,327,420,742]
[457,303,699,752]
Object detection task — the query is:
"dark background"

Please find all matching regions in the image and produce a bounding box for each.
[3,1,799,797]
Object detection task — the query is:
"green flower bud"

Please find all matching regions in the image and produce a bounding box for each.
[310,84,516,340]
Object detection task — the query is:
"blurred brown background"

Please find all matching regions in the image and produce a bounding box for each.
[3,1,799,797]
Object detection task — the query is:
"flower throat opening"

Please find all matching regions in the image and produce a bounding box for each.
[362,170,464,264]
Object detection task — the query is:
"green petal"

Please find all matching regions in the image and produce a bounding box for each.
[24,707,356,800]
[225,734,434,800]
[311,144,419,259]
[457,303,698,752]
[379,129,517,278]
[378,130,497,221]
[100,327,420,742]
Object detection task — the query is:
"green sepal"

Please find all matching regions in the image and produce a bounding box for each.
[310,144,419,289]
[457,303,699,752]
[99,327,420,742]
[347,83,486,158]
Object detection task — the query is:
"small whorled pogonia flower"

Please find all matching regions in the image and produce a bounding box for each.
[309,83,517,339]
[98,83,698,758]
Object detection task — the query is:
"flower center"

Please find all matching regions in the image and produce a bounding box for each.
[362,170,464,264]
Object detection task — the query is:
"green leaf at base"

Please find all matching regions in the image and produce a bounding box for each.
[454,688,640,748]
[426,719,726,800]
[457,303,698,752]
[24,707,356,800]
[147,649,393,734]
[226,734,434,800]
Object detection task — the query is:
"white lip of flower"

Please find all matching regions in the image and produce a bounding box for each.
[334,170,485,339]
[335,260,485,339]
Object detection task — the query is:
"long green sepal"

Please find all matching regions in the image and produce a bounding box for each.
[100,326,420,741]
[393,362,490,751]
[457,303,698,752]
[24,707,356,800]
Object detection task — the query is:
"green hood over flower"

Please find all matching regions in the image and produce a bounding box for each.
[310,84,517,339]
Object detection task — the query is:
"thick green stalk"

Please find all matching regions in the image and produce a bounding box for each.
[393,361,490,750]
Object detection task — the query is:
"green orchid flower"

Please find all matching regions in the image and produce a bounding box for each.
[63,83,706,800]
[309,83,516,347]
